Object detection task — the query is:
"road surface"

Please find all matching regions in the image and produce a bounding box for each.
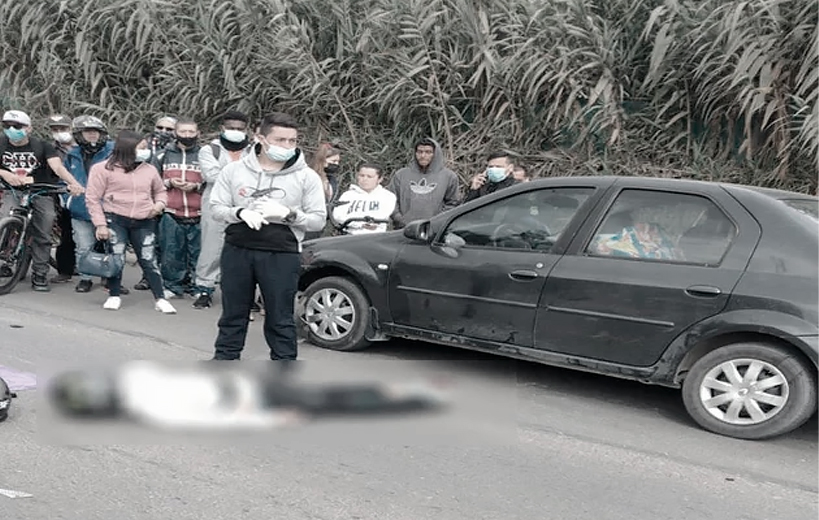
[1,269,816,520]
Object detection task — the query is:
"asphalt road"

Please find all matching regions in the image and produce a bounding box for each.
[1,268,816,520]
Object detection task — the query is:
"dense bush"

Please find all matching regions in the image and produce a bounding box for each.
[1,0,816,193]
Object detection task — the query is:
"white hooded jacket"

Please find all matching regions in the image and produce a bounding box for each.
[332,185,397,234]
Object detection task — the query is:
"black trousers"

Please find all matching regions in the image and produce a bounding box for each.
[213,243,300,360]
[55,207,76,276]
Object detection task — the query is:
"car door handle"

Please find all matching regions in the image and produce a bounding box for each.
[685,285,722,297]
[509,270,539,281]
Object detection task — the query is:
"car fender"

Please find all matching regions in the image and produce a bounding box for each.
[653,309,819,384]
[299,249,392,321]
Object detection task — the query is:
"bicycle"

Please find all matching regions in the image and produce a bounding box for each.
[0,182,69,295]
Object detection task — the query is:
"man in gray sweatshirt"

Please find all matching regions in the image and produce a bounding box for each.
[209,112,327,361]
[387,138,460,228]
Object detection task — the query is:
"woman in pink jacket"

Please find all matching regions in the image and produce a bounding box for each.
[85,130,177,314]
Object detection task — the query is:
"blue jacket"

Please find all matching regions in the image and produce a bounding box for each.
[64,141,114,221]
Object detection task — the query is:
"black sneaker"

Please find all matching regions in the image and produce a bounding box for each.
[75,279,93,293]
[192,293,212,309]
[0,265,13,278]
[134,277,150,290]
[32,275,51,292]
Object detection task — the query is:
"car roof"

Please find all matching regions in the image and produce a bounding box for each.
[524,175,817,201]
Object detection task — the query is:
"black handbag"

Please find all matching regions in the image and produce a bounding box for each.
[78,240,124,279]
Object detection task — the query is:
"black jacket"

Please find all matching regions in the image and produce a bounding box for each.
[463,175,518,204]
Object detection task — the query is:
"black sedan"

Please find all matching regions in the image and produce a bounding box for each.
[297,175,818,440]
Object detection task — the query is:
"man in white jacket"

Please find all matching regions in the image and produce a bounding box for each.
[209,112,326,361]
[192,110,253,310]
[331,163,396,234]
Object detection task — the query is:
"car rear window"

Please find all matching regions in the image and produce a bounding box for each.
[781,199,819,221]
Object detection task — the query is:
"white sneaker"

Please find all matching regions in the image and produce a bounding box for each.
[163,289,179,300]
[103,296,122,311]
[155,299,177,314]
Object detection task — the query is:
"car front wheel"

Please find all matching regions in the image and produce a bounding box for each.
[682,342,817,440]
[300,276,373,352]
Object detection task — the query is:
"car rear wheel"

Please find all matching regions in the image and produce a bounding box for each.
[300,276,373,352]
[682,342,817,440]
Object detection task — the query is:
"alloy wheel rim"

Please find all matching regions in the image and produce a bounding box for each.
[304,288,356,341]
[699,358,790,426]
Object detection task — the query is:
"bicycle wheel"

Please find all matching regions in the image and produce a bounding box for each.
[0,216,31,296]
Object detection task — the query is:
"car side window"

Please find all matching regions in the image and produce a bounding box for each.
[443,188,594,252]
[586,189,737,266]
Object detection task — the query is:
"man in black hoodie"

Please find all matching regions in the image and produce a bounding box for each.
[386,138,460,229]
[462,151,519,204]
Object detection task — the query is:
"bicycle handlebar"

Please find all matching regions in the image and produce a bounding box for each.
[1,181,70,194]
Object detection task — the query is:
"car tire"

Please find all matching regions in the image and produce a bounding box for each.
[682,342,817,440]
[300,276,373,352]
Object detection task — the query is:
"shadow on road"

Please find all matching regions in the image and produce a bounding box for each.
[359,338,819,444]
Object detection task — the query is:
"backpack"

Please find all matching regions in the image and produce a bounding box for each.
[210,143,221,161]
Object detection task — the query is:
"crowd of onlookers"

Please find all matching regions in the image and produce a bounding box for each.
[0,108,534,316]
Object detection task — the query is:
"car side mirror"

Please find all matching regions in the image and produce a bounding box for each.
[403,220,432,242]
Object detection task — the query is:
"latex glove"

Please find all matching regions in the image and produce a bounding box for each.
[256,199,292,222]
[239,209,268,231]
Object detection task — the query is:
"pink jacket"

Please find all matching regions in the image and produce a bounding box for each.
[86,161,168,228]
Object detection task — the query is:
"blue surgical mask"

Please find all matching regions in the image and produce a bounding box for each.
[222,130,247,143]
[4,127,26,142]
[265,143,296,163]
[135,149,152,163]
[486,167,507,183]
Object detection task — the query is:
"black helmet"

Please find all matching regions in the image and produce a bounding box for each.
[71,115,108,154]
[0,376,16,422]
[47,369,120,419]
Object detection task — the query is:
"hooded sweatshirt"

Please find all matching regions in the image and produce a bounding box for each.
[331,184,397,234]
[156,142,204,219]
[85,161,168,228]
[386,138,460,228]
[209,146,327,253]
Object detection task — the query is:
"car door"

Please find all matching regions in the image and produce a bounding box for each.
[388,185,599,347]
[535,180,761,367]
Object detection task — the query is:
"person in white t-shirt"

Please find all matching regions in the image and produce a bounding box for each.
[332,163,397,234]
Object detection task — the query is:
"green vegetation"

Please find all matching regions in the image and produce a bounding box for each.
[1,0,816,192]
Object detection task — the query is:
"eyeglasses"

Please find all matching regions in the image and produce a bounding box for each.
[2,122,25,130]
[155,126,175,132]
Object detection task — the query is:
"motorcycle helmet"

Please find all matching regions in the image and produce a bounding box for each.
[71,115,109,155]
[47,369,121,419]
[0,376,16,422]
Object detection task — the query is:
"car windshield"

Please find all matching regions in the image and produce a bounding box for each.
[780,198,819,222]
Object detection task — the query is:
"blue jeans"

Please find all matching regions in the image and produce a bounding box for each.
[106,213,163,299]
[158,213,202,296]
[72,219,97,282]
[213,243,300,360]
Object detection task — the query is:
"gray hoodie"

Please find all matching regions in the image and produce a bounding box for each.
[209,146,327,253]
[386,139,461,228]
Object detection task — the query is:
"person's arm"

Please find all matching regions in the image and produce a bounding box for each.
[289,171,328,232]
[331,190,353,225]
[85,166,108,228]
[46,157,84,195]
[209,164,243,224]
[149,165,168,216]
[198,144,222,185]
[386,172,404,226]
[442,172,461,211]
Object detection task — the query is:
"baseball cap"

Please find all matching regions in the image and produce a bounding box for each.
[47,114,72,127]
[2,110,32,127]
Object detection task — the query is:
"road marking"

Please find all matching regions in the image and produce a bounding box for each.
[0,488,33,499]
[0,365,37,391]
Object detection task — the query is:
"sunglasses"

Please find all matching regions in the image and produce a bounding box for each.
[2,122,26,130]
[155,126,175,132]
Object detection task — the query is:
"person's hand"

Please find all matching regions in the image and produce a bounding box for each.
[239,209,268,231]
[2,173,27,187]
[180,182,199,192]
[149,202,165,218]
[68,182,85,196]
[95,226,110,241]
[470,172,487,191]
[255,200,292,222]
[169,178,185,189]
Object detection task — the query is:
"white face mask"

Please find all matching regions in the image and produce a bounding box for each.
[135,149,152,163]
[53,132,73,144]
[222,129,247,143]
